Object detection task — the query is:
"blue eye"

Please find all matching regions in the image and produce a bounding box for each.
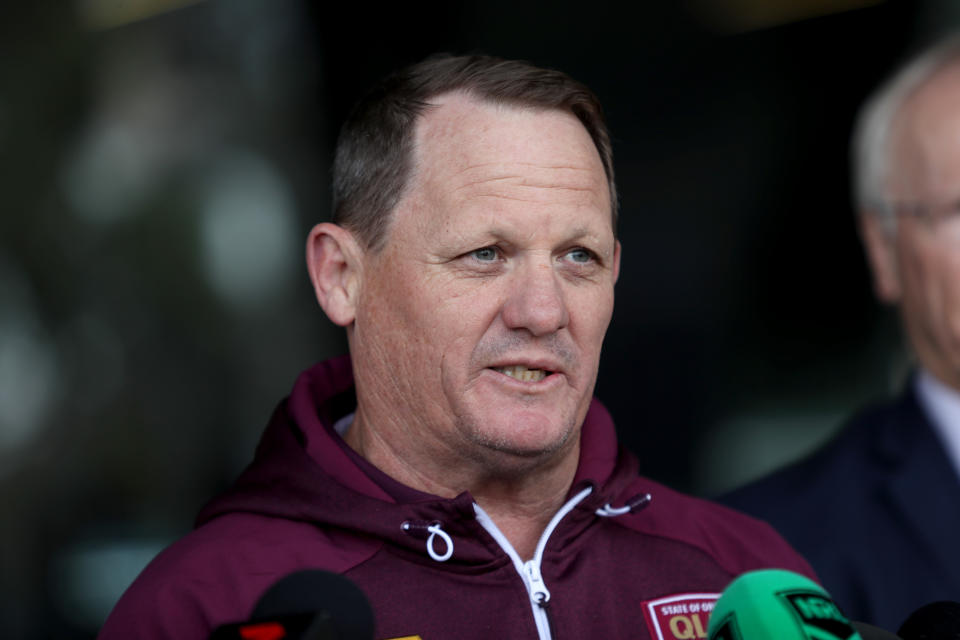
[471,247,498,261]
[566,248,593,263]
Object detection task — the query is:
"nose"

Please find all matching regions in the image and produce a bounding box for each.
[501,258,570,336]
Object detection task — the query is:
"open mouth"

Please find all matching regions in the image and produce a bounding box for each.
[492,365,551,382]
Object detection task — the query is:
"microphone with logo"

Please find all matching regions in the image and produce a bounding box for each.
[208,569,375,640]
[705,569,899,640]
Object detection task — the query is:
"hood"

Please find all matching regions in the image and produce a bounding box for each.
[196,355,645,567]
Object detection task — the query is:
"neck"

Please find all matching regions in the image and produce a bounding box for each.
[471,481,577,560]
[344,410,580,561]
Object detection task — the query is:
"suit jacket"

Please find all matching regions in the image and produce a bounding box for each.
[720,383,960,632]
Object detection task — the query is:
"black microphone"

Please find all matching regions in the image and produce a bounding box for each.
[898,601,960,640]
[209,570,375,640]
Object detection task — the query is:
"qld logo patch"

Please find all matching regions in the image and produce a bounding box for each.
[642,593,720,640]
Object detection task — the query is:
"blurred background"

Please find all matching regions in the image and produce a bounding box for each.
[2,0,957,636]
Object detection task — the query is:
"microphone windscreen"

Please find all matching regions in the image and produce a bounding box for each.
[707,569,861,640]
[853,620,903,640]
[251,569,374,640]
[897,601,960,640]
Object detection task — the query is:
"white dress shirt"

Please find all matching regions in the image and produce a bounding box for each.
[915,368,960,482]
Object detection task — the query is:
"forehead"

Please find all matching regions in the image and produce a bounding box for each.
[413,93,599,160]
[406,94,611,216]
[890,63,960,192]
[899,61,960,125]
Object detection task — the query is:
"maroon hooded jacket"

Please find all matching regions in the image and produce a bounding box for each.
[99,356,815,639]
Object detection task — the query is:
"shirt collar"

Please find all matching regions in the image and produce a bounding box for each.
[914,368,960,481]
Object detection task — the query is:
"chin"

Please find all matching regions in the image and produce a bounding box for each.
[462,410,578,460]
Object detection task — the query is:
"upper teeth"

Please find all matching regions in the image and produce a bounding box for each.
[495,366,547,382]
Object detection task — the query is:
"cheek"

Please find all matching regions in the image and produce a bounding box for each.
[439,286,508,375]
[418,284,492,355]
[898,240,939,308]
[365,261,437,326]
[900,245,960,333]
[571,288,616,340]
[356,267,434,370]
[942,252,960,322]
[367,269,497,370]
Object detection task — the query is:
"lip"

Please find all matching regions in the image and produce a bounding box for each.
[485,356,567,376]
[481,357,570,390]
[482,368,565,391]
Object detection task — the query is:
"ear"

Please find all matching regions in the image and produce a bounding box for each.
[859,212,901,304]
[612,240,622,284]
[306,223,364,326]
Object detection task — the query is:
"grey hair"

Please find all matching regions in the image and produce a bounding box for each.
[852,34,960,229]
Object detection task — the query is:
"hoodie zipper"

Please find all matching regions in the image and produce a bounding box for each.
[473,486,594,640]
[524,559,554,637]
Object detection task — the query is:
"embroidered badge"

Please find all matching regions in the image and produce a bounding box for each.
[641,592,720,640]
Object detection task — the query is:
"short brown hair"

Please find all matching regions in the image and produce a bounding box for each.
[332,53,618,251]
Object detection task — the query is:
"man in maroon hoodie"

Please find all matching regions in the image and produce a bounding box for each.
[100,54,814,640]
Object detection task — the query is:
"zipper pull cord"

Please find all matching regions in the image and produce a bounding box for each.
[595,492,652,517]
[401,520,454,562]
[425,523,454,562]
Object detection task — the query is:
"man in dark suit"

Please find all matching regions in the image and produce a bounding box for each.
[723,35,960,632]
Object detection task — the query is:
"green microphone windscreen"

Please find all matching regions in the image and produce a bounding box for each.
[706,569,862,640]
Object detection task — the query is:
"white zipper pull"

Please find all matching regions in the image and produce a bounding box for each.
[524,560,551,606]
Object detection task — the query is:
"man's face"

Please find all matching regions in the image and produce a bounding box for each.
[349,94,619,472]
[869,65,960,390]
